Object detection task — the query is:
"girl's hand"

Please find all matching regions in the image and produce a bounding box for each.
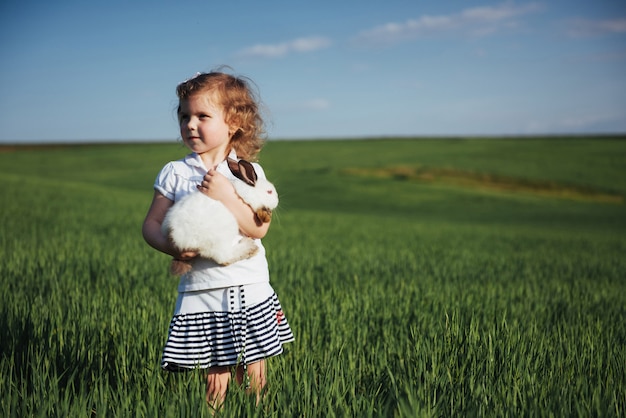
[197,169,236,202]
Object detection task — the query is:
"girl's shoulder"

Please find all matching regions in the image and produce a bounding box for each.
[155,154,205,200]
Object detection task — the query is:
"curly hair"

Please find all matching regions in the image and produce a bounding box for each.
[176,71,266,161]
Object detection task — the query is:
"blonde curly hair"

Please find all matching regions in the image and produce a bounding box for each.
[176,71,266,161]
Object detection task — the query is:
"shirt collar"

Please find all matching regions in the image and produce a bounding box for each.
[183,153,205,170]
[184,149,239,172]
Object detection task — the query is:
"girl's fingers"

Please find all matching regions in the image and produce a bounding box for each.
[198,169,224,192]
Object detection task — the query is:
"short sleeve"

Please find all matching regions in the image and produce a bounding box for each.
[154,162,177,201]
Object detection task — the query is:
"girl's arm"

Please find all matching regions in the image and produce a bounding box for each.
[142,191,198,259]
[198,169,271,239]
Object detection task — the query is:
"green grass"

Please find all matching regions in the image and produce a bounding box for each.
[1,137,625,417]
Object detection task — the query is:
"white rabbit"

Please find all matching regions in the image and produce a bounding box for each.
[162,159,278,275]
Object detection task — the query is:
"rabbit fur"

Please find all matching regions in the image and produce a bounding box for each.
[162,176,278,275]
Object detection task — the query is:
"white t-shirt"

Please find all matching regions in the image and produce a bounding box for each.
[154,151,271,292]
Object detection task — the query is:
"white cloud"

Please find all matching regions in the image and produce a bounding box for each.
[355,1,542,44]
[236,36,331,59]
[566,18,626,38]
[558,112,623,130]
[523,112,625,133]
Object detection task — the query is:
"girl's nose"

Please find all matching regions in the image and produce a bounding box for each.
[186,117,197,131]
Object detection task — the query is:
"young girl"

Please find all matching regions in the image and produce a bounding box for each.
[142,71,294,409]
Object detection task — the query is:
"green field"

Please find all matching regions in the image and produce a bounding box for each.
[1,137,625,417]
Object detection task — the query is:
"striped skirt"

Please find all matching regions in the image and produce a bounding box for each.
[161,282,294,371]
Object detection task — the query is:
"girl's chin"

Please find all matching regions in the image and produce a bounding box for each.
[184,140,204,150]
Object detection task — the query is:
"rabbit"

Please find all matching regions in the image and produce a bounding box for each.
[162,158,278,275]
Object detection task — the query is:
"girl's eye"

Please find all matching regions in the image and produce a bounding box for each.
[199,114,210,119]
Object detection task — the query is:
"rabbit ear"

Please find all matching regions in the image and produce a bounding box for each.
[227,158,257,186]
[227,158,240,177]
[238,160,258,185]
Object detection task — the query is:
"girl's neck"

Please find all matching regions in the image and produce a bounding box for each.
[197,146,231,170]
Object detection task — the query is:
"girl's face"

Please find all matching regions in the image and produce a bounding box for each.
[178,93,233,158]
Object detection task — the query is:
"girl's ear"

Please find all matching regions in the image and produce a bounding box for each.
[227,115,242,138]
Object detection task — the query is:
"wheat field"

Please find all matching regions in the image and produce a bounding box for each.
[1,137,625,417]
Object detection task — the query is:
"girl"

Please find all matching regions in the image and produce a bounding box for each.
[142,71,294,409]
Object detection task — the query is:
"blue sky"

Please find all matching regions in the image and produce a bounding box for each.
[1,0,625,142]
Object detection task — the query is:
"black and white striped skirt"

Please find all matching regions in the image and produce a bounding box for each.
[161,282,294,371]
